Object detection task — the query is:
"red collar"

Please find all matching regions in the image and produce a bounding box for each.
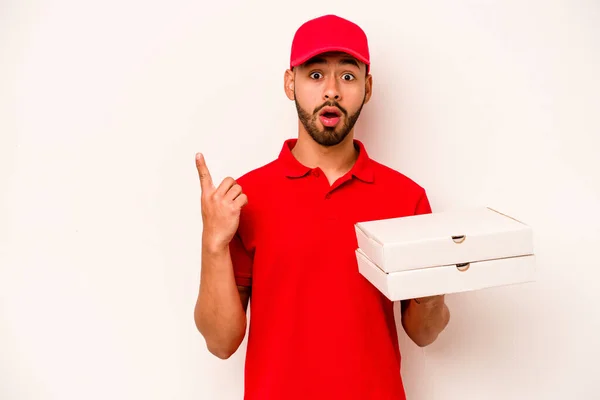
[277,138,375,183]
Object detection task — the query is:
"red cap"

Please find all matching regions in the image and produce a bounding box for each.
[290,15,370,72]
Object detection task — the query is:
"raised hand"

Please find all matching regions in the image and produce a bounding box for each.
[196,153,248,252]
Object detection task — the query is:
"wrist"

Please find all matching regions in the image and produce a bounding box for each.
[202,236,230,255]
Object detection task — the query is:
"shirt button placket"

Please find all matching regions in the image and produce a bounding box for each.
[324,191,336,220]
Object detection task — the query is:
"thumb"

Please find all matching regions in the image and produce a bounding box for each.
[195,153,213,192]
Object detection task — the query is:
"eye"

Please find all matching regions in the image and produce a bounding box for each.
[310,72,323,79]
[342,73,355,81]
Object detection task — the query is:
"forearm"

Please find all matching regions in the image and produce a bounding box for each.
[194,242,247,358]
[401,296,450,347]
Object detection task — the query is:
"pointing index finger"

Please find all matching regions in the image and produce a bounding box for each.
[195,153,213,191]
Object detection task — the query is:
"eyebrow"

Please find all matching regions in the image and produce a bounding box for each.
[302,56,361,69]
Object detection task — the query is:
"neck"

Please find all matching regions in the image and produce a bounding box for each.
[291,127,359,179]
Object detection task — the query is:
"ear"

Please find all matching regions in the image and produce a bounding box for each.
[284,69,295,100]
[363,73,373,104]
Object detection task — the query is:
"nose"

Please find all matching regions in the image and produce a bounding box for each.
[323,76,341,101]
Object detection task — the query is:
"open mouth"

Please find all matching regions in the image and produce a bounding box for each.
[318,107,342,127]
[319,107,341,118]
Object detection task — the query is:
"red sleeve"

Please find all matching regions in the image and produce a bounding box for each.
[414,190,432,215]
[229,232,253,287]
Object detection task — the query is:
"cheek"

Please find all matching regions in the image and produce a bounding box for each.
[295,87,320,110]
[342,85,364,101]
[342,87,366,110]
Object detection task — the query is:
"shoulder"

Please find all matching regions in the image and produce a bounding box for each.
[235,159,280,189]
[369,158,427,196]
[368,158,432,215]
[233,158,285,210]
[232,160,280,237]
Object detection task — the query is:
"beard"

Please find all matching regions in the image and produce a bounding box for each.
[294,94,366,147]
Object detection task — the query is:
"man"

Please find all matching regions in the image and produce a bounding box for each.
[194,14,450,400]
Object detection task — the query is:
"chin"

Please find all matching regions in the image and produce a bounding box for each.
[311,129,349,147]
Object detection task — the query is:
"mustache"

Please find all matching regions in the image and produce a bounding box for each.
[314,101,347,116]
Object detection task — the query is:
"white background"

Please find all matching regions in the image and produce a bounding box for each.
[2,1,599,399]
